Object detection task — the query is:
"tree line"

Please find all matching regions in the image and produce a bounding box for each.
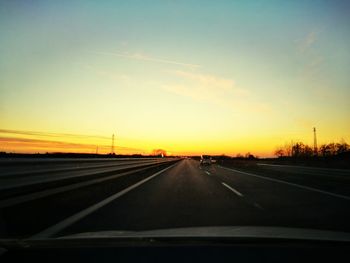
[274,140,349,158]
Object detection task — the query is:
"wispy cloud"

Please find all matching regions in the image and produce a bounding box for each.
[91,51,200,68]
[297,31,317,53]
[0,129,111,141]
[81,64,133,86]
[163,70,269,114]
[0,129,149,154]
[296,31,324,80]
[0,136,143,153]
[163,70,238,102]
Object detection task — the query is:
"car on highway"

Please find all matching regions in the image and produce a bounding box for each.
[200,155,212,166]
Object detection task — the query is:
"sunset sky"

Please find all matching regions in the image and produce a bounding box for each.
[1,1,349,156]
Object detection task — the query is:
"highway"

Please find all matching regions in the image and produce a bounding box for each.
[0,158,350,239]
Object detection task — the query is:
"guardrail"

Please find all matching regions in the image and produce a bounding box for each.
[0,158,170,177]
[0,158,180,207]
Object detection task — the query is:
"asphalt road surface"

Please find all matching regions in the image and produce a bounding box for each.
[55,158,350,237]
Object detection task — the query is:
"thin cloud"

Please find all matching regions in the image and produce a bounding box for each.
[0,129,111,141]
[297,31,317,53]
[296,31,324,80]
[162,70,269,114]
[163,70,236,102]
[0,136,143,153]
[172,70,234,92]
[91,51,200,68]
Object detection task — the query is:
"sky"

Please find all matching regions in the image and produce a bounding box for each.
[0,0,350,156]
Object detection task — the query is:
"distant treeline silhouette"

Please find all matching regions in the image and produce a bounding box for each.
[274,140,349,158]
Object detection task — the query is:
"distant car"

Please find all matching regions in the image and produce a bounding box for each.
[200,155,212,165]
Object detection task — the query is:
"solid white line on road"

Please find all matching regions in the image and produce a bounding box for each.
[221,182,243,197]
[205,171,210,175]
[218,166,350,201]
[30,162,179,239]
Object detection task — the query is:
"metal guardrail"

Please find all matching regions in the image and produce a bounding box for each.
[0,158,170,177]
[0,159,180,204]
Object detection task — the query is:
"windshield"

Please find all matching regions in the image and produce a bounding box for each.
[0,1,350,242]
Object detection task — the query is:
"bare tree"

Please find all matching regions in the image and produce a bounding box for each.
[303,145,313,157]
[336,140,349,154]
[236,153,243,158]
[276,140,349,159]
[284,142,293,157]
[274,146,285,157]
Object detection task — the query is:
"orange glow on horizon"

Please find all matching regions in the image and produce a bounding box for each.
[1,127,349,158]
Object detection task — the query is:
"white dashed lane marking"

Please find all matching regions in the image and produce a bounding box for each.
[221,182,243,197]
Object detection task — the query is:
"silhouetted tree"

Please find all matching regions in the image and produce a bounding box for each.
[284,142,293,157]
[336,141,349,154]
[276,140,349,159]
[303,145,313,157]
[245,152,256,159]
[292,142,304,157]
[319,144,329,157]
[319,143,337,157]
[274,147,285,157]
[236,153,243,158]
[290,142,313,158]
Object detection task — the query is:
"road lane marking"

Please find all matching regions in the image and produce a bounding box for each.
[219,166,350,201]
[221,182,243,197]
[205,171,210,175]
[30,162,179,239]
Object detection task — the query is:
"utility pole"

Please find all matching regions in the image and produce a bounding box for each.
[313,127,317,156]
[111,134,115,155]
